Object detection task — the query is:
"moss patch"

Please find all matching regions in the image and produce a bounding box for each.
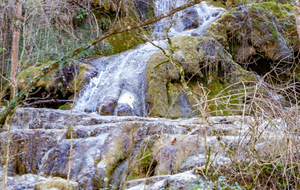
[18,60,93,94]
[106,29,145,54]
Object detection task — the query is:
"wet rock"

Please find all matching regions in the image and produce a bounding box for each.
[108,161,128,190]
[116,103,134,116]
[96,98,118,115]
[9,108,88,130]
[40,134,108,190]
[206,2,297,62]
[133,0,154,20]
[0,129,65,175]
[182,9,202,30]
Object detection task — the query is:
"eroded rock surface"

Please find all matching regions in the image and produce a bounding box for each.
[0,108,287,189]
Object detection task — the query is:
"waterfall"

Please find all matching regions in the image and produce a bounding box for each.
[74,41,169,116]
[74,1,225,116]
[153,1,225,38]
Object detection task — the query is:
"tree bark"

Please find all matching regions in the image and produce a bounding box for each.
[0,0,203,126]
[10,0,22,99]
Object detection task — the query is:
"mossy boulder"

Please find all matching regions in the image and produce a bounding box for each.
[146,36,256,118]
[18,62,56,91]
[206,2,297,62]
[35,177,79,190]
[18,60,96,95]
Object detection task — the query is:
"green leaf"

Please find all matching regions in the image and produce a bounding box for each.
[29,86,35,92]
[59,58,71,66]
[58,82,63,88]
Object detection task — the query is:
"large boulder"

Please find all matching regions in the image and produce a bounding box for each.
[18,60,97,98]
[146,36,256,118]
[206,2,298,63]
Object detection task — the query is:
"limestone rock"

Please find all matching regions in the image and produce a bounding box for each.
[0,108,289,189]
[206,2,297,62]
[0,174,47,190]
[116,103,134,116]
[0,129,65,175]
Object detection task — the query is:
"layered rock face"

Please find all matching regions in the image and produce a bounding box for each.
[0,108,288,189]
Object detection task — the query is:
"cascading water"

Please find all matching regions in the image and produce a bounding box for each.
[74,41,168,116]
[74,0,225,116]
[153,1,225,38]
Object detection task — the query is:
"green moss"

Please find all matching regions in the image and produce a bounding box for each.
[18,61,56,91]
[252,19,259,28]
[207,0,226,9]
[262,2,294,18]
[106,30,144,54]
[18,60,92,94]
[59,102,72,110]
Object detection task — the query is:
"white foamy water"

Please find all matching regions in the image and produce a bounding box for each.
[153,1,225,38]
[74,41,169,116]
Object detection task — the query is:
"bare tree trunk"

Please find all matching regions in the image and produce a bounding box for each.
[0,18,6,107]
[10,0,22,99]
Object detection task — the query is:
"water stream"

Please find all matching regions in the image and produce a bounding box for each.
[74,0,225,116]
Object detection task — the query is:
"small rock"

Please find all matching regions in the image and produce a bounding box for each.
[116,103,134,116]
[96,98,117,115]
[182,9,203,30]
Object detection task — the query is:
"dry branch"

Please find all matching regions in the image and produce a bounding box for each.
[23,99,73,107]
